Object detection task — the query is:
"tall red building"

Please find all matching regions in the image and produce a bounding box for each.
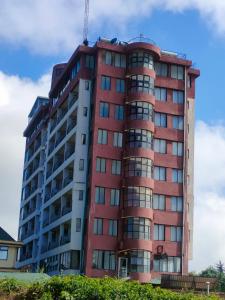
[18,37,199,282]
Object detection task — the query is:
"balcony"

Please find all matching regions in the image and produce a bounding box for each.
[63,176,73,187]
[50,119,57,133]
[62,205,72,216]
[48,240,59,250]
[43,217,49,227]
[55,132,66,148]
[44,192,51,202]
[50,212,61,223]
[60,235,70,246]
[65,148,74,160]
[68,93,78,109]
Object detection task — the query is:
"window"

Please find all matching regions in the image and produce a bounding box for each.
[153,194,165,210]
[125,186,152,208]
[154,224,165,240]
[125,157,153,178]
[115,105,124,120]
[109,220,118,236]
[173,116,184,130]
[154,62,168,77]
[78,190,84,201]
[154,166,166,181]
[110,189,120,206]
[115,53,126,68]
[155,113,167,127]
[124,217,151,240]
[99,102,109,118]
[171,196,183,212]
[101,76,111,90]
[98,129,108,144]
[173,90,184,104]
[153,256,181,272]
[105,51,112,65]
[96,157,106,173]
[128,51,154,69]
[172,142,183,156]
[113,132,123,147]
[128,101,153,121]
[112,160,121,175]
[129,250,150,273]
[155,88,167,102]
[92,250,116,270]
[171,65,184,80]
[85,55,94,69]
[129,74,154,95]
[116,79,125,93]
[104,51,126,68]
[83,107,88,116]
[85,80,89,90]
[95,187,105,204]
[188,75,192,88]
[81,134,86,145]
[94,218,103,235]
[154,139,166,154]
[0,246,8,260]
[76,218,81,232]
[171,226,182,242]
[127,129,153,149]
[71,60,80,79]
[79,159,84,170]
[172,169,183,183]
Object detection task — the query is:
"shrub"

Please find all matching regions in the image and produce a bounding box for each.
[0,275,221,300]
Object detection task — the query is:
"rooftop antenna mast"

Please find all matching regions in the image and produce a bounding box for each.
[83,0,89,45]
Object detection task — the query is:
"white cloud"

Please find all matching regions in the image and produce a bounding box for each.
[190,121,225,272]
[0,71,50,238]
[0,0,225,54]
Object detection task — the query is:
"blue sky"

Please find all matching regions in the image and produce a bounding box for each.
[1,0,225,272]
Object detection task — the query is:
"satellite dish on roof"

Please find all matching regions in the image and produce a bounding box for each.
[111,38,117,44]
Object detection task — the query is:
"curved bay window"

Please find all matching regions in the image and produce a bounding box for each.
[129,250,150,273]
[127,128,153,149]
[128,101,153,121]
[125,157,153,178]
[128,51,154,69]
[124,217,151,240]
[129,75,154,95]
[124,186,152,208]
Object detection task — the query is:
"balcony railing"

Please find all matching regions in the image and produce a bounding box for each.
[48,240,59,250]
[63,176,73,187]
[62,206,72,216]
[50,212,61,223]
[60,235,71,246]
